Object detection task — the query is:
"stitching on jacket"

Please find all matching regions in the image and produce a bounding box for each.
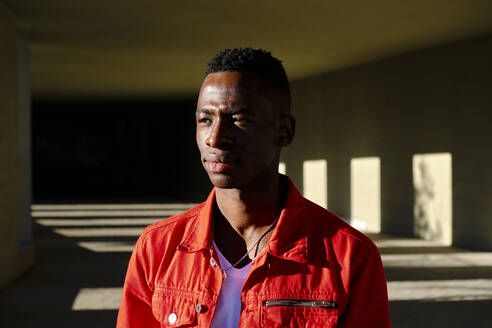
[154,285,214,301]
[141,205,203,237]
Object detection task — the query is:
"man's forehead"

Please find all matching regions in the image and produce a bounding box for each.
[200,83,241,95]
[198,73,264,103]
[200,72,262,91]
[196,90,249,109]
[199,84,251,101]
[197,71,287,117]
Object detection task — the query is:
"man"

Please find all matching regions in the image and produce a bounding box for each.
[117,48,390,327]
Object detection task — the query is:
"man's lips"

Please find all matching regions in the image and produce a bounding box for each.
[204,161,237,173]
[203,154,238,173]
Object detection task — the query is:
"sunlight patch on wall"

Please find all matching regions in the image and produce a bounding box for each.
[413,153,452,245]
[351,157,381,232]
[278,162,286,175]
[303,159,327,208]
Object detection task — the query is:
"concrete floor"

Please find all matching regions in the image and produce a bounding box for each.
[1,204,492,327]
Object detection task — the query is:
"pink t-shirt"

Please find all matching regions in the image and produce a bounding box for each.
[210,242,252,328]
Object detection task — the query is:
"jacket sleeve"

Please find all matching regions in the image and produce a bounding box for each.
[338,243,391,327]
[116,237,161,328]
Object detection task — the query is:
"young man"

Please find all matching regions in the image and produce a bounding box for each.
[117,48,391,327]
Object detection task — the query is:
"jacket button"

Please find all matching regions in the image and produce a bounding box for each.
[196,304,202,313]
[210,257,216,267]
[168,313,177,324]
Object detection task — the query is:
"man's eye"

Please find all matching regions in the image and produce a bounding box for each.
[232,116,250,123]
[198,117,212,124]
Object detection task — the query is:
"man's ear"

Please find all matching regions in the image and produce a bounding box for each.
[277,114,296,147]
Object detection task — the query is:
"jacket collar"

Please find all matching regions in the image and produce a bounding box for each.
[266,176,308,264]
[178,189,215,252]
[178,176,309,264]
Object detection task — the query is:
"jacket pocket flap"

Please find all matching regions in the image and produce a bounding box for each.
[261,298,339,328]
[152,291,197,327]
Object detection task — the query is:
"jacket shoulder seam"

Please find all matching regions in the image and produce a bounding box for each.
[139,206,202,243]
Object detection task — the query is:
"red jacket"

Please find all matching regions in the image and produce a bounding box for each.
[117,178,391,327]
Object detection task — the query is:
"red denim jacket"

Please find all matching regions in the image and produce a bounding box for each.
[117,178,391,327]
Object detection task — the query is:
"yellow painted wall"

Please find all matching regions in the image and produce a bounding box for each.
[282,35,492,250]
[0,3,33,289]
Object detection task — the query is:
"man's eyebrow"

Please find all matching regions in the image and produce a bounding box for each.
[196,107,253,115]
[227,108,253,115]
[196,108,213,114]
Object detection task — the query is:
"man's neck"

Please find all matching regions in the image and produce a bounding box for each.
[212,174,287,265]
[215,174,282,234]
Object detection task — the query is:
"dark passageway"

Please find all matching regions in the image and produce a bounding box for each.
[31,99,210,202]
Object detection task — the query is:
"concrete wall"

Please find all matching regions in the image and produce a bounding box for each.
[282,35,492,250]
[0,3,33,288]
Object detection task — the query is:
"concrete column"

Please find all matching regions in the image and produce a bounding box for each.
[0,3,33,288]
[17,32,32,251]
[380,155,414,237]
[327,158,351,220]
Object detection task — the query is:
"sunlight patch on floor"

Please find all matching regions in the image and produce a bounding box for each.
[382,252,492,267]
[77,241,136,252]
[70,278,492,311]
[32,210,183,217]
[374,237,444,249]
[32,203,197,210]
[36,218,162,226]
[388,279,492,301]
[54,227,145,237]
[72,287,123,310]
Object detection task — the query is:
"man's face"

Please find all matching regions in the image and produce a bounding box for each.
[196,71,282,189]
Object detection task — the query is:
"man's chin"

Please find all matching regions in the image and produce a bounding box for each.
[207,172,242,189]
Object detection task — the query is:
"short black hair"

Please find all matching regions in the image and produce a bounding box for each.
[205,47,290,108]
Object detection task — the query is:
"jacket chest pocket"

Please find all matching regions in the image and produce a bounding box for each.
[261,299,339,328]
[152,290,198,327]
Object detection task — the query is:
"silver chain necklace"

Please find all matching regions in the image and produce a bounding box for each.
[211,216,280,281]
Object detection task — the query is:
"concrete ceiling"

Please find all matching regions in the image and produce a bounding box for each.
[3,0,492,99]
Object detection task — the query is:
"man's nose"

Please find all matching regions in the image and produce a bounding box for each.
[205,118,233,148]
